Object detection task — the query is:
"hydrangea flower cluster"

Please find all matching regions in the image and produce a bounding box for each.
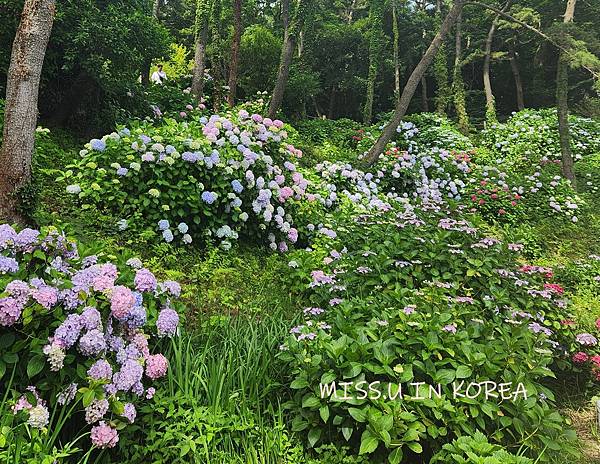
[64,110,309,251]
[1,224,182,448]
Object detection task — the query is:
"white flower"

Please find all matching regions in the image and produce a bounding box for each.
[66,184,81,194]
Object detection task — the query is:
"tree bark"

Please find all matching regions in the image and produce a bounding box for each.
[364,0,465,166]
[452,12,470,134]
[557,0,577,185]
[227,0,243,107]
[509,39,524,111]
[392,0,401,105]
[191,0,211,102]
[421,76,429,112]
[0,0,56,224]
[267,0,294,119]
[363,0,384,123]
[433,0,450,114]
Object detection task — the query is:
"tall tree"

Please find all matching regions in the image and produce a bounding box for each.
[227,0,243,106]
[556,0,577,185]
[452,11,470,134]
[0,0,56,223]
[433,0,451,114]
[267,0,313,119]
[508,37,525,110]
[392,0,401,105]
[191,0,212,101]
[482,1,511,124]
[362,0,385,123]
[364,0,465,166]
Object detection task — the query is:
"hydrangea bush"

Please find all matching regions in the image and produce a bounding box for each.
[279,203,578,462]
[0,224,182,453]
[60,110,309,251]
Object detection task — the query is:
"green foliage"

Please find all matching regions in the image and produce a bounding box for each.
[239,25,282,97]
[430,431,534,463]
[279,205,578,462]
[59,111,307,249]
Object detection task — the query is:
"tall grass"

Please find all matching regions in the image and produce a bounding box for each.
[125,310,302,463]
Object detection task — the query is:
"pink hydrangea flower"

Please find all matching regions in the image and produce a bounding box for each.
[91,422,119,448]
[145,354,168,380]
[110,286,136,318]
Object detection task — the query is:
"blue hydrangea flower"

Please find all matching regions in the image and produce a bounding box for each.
[162,229,174,243]
[158,220,170,231]
[177,223,189,234]
[90,139,106,151]
[201,191,218,204]
[231,180,243,193]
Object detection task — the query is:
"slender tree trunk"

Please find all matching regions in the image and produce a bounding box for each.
[227,0,243,107]
[509,39,524,111]
[421,76,429,111]
[452,12,470,134]
[328,87,336,119]
[267,0,292,118]
[433,0,450,114]
[392,0,401,106]
[363,0,384,123]
[482,1,510,123]
[557,0,577,185]
[364,0,465,165]
[191,0,211,102]
[0,0,56,224]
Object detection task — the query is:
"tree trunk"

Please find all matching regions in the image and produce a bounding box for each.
[153,0,161,17]
[267,0,294,119]
[482,1,510,123]
[227,0,243,107]
[421,76,429,112]
[392,0,401,105]
[328,87,336,119]
[363,0,465,166]
[0,0,56,224]
[433,0,450,114]
[363,0,384,123]
[509,39,524,111]
[557,0,577,185]
[191,0,211,102]
[452,12,470,134]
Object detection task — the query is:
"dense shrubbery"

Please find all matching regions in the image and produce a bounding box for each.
[279,203,577,462]
[430,432,534,463]
[480,109,600,169]
[62,110,309,250]
[0,225,182,460]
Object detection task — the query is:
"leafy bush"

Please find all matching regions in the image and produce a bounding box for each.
[279,205,577,462]
[0,224,182,457]
[430,432,533,463]
[61,110,309,250]
[480,109,600,170]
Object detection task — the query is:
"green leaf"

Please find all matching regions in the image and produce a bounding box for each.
[348,407,367,422]
[388,447,403,464]
[319,405,330,423]
[308,428,321,448]
[359,430,379,455]
[27,355,45,378]
[407,442,423,454]
[455,365,472,379]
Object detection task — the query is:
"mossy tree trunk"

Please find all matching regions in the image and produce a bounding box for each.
[452,12,470,134]
[363,0,385,123]
[556,0,577,185]
[392,0,401,106]
[0,0,56,224]
[433,0,451,115]
[191,0,212,102]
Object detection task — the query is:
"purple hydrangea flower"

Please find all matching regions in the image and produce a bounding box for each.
[157,308,179,337]
[79,329,107,356]
[0,256,19,274]
[113,359,144,393]
[122,403,136,423]
[88,359,113,381]
[201,191,218,204]
[54,314,83,348]
[134,269,157,292]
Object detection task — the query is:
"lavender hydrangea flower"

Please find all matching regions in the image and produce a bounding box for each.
[90,139,106,151]
[79,329,107,356]
[161,280,181,297]
[122,403,136,423]
[113,359,144,393]
[54,314,83,348]
[231,180,243,193]
[158,220,170,231]
[88,359,113,381]
[57,383,78,405]
[157,308,179,337]
[0,256,19,274]
[576,333,598,346]
[134,269,157,292]
[80,307,102,330]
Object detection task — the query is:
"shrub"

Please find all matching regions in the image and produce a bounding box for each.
[0,224,182,457]
[480,108,600,170]
[430,431,533,463]
[279,205,577,462]
[61,111,310,250]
